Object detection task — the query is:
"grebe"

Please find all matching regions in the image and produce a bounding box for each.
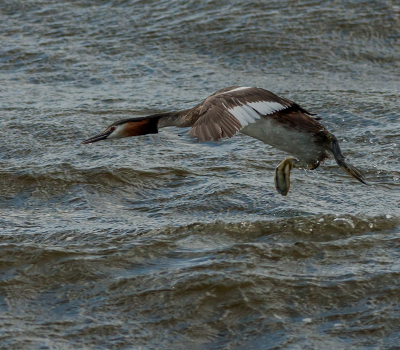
[82,86,366,196]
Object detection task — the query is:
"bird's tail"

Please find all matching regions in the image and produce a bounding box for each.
[330,134,367,185]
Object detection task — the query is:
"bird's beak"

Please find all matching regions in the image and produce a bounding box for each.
[81,129,113,144]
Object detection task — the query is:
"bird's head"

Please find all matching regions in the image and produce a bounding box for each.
[81,118,158,144]
[81,123,124,144]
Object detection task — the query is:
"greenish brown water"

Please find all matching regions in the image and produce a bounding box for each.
[1,0,400,348]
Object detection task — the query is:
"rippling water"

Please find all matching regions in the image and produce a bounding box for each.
[1,0,400,348]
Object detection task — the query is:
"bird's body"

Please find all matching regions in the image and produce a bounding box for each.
[82,86,366,195]
[241,114,328,165]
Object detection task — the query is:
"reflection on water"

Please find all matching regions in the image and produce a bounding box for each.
[1,0,400,348]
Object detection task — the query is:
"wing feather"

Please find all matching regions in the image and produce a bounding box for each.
[189,86,317,142]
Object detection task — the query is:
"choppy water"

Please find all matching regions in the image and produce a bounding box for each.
[1,0,400,348]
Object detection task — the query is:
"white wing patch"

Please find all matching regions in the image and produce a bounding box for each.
[247,101,286,115]
[228,101,288,128]
[228,105,261,127]
[218,86,252,95]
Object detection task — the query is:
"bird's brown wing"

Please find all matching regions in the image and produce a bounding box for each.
[189,86,317,142]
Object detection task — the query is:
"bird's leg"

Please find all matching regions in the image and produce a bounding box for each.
[274,158,319,196]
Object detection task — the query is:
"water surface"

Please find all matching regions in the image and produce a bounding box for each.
[1,0,400,348]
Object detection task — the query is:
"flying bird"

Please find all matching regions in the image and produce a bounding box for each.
[82,86,366,195]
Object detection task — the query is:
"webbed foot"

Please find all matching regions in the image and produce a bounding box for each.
[274,158,297,196]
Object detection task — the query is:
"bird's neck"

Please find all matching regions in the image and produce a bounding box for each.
[157,105,202,128]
